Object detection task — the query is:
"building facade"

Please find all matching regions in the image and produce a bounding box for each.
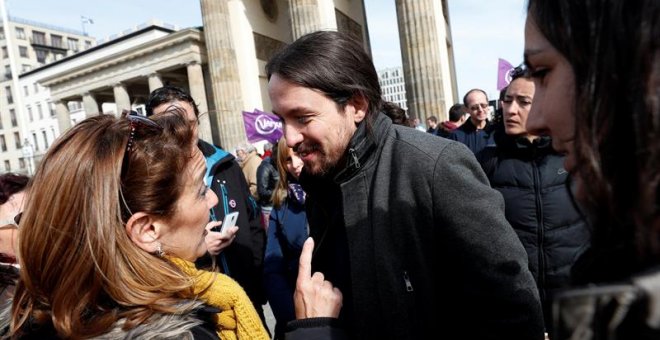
[21,1,370,156]
[2,0,458,173]
[0,16,94,174]
[378,67,407,111]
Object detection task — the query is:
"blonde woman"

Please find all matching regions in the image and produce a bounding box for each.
[264,137,308,339]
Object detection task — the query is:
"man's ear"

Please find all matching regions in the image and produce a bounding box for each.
[349,94,368,124]
[125,212,161,254]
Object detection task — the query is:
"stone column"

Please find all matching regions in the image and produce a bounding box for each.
[54,100,71,133]
[395,0,447,121]
[289,0,322,39]
[200,0,246,150]
[113,83,131,115]
[148,73,163,92]
[82,92,100,117]
[187,61,212,143]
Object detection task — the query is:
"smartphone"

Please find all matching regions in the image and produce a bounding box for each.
[218,211,239,235]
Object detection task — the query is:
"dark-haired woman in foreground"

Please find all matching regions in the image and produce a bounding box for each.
[524,0,659,337]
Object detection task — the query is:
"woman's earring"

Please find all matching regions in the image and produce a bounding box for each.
[156,242,164,257]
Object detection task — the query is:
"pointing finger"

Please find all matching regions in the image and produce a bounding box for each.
[297,237,314,282]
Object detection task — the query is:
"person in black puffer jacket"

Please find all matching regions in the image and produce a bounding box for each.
[257,145,279,228]
[477,72,590,337]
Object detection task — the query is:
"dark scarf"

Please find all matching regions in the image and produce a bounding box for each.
[287,182,306,205]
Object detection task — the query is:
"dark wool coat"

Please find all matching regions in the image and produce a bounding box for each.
[300,113,545,340]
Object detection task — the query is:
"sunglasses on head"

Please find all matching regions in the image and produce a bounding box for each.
[510,64,527,80]
[121,111,163,175]
[124,111,162,152]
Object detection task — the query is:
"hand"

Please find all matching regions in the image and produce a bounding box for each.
[204,221,238,256]
[294,237,342,319]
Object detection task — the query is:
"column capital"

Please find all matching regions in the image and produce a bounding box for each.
[186,60,201,67]
[148,72,164,92]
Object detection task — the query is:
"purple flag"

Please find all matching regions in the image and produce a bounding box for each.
[242,109,283,143]
[497,58,515,90]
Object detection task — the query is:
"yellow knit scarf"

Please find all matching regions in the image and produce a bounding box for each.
[168,257,269,340]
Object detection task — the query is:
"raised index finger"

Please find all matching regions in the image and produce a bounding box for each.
[297,237,314,282]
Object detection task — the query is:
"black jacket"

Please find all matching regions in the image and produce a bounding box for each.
[478,132,591,329]
[448,119,495,154]
[196,140,267,308]
[256,156,279,207]
[300,113,544,339]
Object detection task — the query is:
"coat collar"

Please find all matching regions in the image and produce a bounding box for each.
[300,112,391,189]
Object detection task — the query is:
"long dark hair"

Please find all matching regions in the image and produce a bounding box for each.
[527,0,660,279]
[0,173,29,205]
[266,30,385,125]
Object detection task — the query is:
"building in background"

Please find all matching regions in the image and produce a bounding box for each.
[197,0,457,148]
[378,67,407,111]
[23,1,370,156]
[18,21,177,170]
[198,0,370,149]
[12,0,368,169]
[0,15,94,174]
[1,1,458,174]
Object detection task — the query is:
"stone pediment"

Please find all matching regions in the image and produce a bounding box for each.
[41,28,206,100]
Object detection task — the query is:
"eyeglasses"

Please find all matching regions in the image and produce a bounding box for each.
[469,103,489,111]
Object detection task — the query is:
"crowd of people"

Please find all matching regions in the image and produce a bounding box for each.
[0,0,658,339]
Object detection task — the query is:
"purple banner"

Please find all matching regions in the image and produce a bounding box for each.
[242,109,283,143]
[497,58,514,90]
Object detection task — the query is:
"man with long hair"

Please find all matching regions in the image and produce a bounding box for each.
[266,30,544,339]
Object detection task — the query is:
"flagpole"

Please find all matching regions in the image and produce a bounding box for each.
[81,16,93,36]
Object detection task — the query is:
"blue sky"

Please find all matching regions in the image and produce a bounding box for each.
[4,0,527,100]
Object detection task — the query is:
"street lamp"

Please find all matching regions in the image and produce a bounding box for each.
[21,138,34,176]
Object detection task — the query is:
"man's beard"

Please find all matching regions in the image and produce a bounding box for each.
[295,142,341,177]
[294,123,353,177]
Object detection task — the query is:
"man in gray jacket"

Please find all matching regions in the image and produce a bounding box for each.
[266,30,544,339]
